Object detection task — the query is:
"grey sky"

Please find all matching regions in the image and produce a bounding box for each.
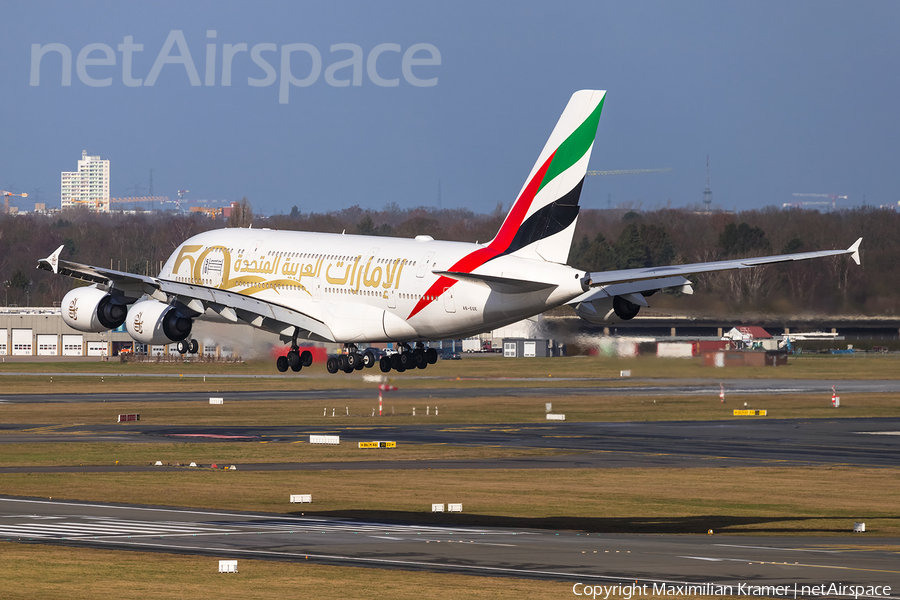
[1,1,897,215]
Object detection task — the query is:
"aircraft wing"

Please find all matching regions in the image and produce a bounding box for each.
[584,238,861,288]
[37,245,335,342]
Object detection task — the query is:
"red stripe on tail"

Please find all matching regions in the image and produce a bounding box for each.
[406,151,556,319]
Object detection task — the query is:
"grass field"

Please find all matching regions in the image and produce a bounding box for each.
[2,355,898,598]
[2,467,897,536]
[2,393,898,428]
[1,354,900,396]
[0,441,563,467]
[0,542,577,600]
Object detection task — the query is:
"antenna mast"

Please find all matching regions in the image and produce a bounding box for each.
[703,155,713,210]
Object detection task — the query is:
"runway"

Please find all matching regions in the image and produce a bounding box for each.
[1,417,898,470]
[3,380,899,590]
[3,378,900,404]
[1,496,897,592]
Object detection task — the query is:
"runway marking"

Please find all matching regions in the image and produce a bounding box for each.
[856,431,900,435]
[0,518,235,540]
[715,544,840,554]
[167,434,259,439]
[83,537,698,586]
[0,499,521,536]
[368,536,404,540]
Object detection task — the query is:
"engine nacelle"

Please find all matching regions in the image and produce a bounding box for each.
[574,295,642,325]
[126,299,193,345]
[61,285,128,332]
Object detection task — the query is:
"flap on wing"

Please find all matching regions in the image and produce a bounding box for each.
[433,270,557,294]
[159,279,335,342]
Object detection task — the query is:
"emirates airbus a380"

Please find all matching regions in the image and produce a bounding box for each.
[40,90,862,375]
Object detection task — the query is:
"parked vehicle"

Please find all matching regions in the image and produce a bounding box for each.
[462,339,482,353]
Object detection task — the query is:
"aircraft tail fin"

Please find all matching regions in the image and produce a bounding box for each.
[487,90,606,264]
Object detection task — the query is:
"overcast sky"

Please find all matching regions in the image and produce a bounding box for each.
[1,1,897,216]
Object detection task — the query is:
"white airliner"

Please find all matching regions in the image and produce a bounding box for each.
[40,90,862,375]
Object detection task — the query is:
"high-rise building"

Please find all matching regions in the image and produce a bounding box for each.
[61,150,110,211]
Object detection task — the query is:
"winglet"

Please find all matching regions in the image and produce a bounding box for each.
[42,245,65,274]
[848,237,862,266]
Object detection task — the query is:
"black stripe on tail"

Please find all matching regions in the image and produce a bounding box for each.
[502,178,584,256]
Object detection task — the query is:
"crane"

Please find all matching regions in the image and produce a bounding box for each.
[70,196,170,211]
[2,191,28,214]
[791,193,848,211]
[585,168,673,209]
[586,168,673,176]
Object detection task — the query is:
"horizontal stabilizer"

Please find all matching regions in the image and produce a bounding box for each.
[433,270,557,294]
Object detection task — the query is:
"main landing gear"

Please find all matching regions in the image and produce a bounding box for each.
[275,346,313,373]
[176,339,199,355]
[377,343,437,374]
[275,341,438,375]
[325,344,377,374]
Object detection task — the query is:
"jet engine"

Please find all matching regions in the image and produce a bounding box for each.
[574,295,643,324]
[61,285,128,332]
[126,298,193,345]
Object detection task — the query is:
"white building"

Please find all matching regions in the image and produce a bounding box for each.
[61,150,110,211]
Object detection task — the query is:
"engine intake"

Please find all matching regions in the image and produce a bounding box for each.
[61,285,127,332]
[126,299,193,345]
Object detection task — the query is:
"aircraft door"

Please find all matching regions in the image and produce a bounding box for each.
[387,289,396,309]
[443,287,455,313]
[416,252,435,278]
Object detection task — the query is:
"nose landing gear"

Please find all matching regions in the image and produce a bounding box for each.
[276,328,316,373]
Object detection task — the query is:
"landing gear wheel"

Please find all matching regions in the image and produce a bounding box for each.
[300,350,313,367]
[379,356,392,373]
[287,350,300,370]
[276,356,289,372]
[426,348,438,364]
[353,354,364,371]
[414,351,427,369]
[363,351,376,368]
[343,363,355,374]
[189,339,199,354]
[339,354,350,371]
[389,354,400,369]
[177,340,189,355]
[395,363,406,373]
[326,356,339,374]
[290,361,302,372]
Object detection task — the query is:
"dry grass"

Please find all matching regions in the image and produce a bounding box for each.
[3,466,898,536]
[0,441,565,467]
[2,393,899,428]
[2,354,899,396]
[0,542,578,600]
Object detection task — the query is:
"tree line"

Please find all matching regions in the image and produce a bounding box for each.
[0,202,894,315]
